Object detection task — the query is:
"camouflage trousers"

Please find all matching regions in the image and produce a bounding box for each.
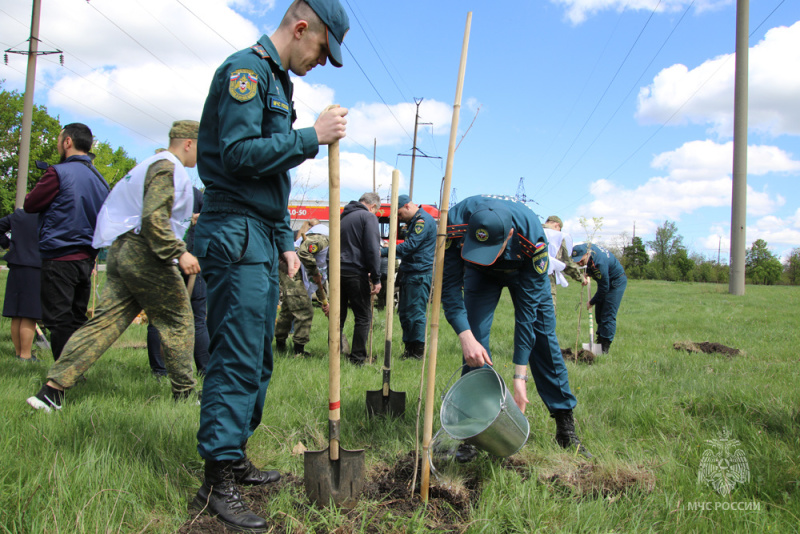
[549,274,558,314]
[275,270,314,346]
[47,234,196,396]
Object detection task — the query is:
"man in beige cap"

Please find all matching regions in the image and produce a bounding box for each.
[543,215,583,312]
[27,120,202,412]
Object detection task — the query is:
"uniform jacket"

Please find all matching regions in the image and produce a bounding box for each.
[584,244,627,305]
[442,195,549,336]
[340,201,381,285]
[25,155,109,260]
[197,35,318,255]
[393,207,436,274]
[0,209,41,268]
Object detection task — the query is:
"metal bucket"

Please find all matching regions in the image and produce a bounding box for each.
[440,366,530,457]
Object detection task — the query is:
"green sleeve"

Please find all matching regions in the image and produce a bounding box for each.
[140,160,187,262]
[559,242,583,282]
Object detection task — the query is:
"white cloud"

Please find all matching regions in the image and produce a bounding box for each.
[565,138,796,241]
[343,99,452,149]
[550,0,730,25]
[651,140,800,181]
[2,0,262,142]
[637,21,800,137]
[293,152,404,198]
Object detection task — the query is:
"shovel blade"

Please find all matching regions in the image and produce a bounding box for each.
[365,389,406,418]
[582,342,602,354]
[304,446,365,508]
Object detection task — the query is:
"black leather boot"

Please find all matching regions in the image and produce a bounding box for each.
[597,337,612,354]
[552,410,592,458]
[192,459,267,533]
[231,442,281,486]
[411,342,425,360]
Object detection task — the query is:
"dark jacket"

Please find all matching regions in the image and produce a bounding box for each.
[28,155,109,259]
[0,209,41,268]
[340,201,381,284]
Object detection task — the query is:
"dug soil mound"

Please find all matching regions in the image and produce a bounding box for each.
[539,461,656,500]
[562,348,596,364]
[180,452,485,533]
[673,341,740,357]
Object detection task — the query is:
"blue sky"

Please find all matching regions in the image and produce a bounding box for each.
[1,0,798,261]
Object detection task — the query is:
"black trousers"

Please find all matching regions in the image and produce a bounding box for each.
[340,271,372,362]
[40,258,94,361]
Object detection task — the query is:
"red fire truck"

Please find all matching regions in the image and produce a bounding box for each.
[287,199,440,242]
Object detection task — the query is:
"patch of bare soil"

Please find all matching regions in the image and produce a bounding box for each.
[673,341,740,357]
[562,348,596,364]
[539,461,656,500]
[179,453,486,533]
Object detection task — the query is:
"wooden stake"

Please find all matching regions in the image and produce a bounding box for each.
[420,12,472,502]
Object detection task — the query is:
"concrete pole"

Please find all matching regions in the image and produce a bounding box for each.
[408,98,422,201]
[728,0,749,295]
[372,138,376,193]
[15,0,43,209]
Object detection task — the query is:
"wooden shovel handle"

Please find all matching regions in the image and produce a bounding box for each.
[327,139,341,460]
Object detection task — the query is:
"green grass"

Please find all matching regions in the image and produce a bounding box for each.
[1,272,799,533]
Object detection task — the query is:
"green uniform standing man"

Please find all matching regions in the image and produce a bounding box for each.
[192,1,349,531]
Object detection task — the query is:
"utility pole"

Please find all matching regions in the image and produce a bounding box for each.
[6,0,62,209]
[372,138,376,193]
[398,98,436,202]
[729,0,749,295]
[718,236,722,265]
[633,221,636,239]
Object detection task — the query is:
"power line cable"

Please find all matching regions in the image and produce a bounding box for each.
[173,0,239,51]
[131,0,214,67]
[534,0,664,197]
[342,0,409,103]
[2,61,161,144]
[36,35,178,121]
[85,1,172,71]
[539,1,694,199]
[552,0,789,215]
[342,41,413,143]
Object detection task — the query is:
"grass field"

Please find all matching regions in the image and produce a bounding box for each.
[1,270,798,533]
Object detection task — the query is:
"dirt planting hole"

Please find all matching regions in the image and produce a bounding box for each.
[673,341,740,357]
[562,348,596,364]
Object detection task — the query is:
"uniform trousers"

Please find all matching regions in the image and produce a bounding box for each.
[397,270,431,344]
[594,274,627,342]
[462,262,576,412]
[47,235,196,396]
[196,213,278,461]
[147,272,210,375]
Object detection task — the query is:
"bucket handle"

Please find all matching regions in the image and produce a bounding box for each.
[440,364,510,411]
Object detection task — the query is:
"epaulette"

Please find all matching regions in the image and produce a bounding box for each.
[446,223,467,239]
[251,44,270,59]
[518,234,545,259]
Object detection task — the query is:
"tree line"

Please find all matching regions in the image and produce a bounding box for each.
[0,81,137,215]
[612,220,800,286]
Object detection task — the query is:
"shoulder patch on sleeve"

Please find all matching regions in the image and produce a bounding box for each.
[229,69,259,102]
[414,220,425,234]
[532,241,548,274]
